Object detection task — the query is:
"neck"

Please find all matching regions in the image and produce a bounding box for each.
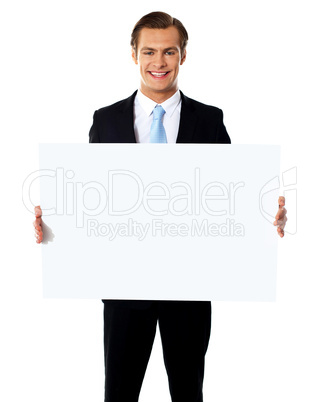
[139,88,178,104]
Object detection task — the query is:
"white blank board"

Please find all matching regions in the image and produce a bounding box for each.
[38,144,280,301]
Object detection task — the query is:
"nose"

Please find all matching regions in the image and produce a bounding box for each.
[152,52,167,69]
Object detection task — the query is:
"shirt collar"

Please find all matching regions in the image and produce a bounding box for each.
[135,89,181,118]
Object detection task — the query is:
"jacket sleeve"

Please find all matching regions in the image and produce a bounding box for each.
[89,111,100,143]
[216,109,231,144]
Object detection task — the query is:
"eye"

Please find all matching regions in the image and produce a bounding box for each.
[166,51,175,55]
[144,51,154,55]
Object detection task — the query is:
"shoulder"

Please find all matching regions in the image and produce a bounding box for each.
[89,91,137,143]
[93,91,137,120]
[179,91,231,144]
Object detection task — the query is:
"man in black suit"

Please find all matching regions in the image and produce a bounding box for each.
[35,11,230,402]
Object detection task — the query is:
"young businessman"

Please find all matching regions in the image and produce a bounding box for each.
[35,11,231,402]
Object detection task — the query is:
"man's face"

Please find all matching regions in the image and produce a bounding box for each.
[132,26,186,102]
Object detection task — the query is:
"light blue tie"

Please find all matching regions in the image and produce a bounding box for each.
[150,105,167,143]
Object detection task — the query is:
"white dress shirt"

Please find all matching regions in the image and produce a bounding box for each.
[133,89,182,143]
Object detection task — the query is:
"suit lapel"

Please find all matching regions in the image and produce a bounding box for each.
[116,91,137,143]
[176,91,198,143]
[115,90,197,143]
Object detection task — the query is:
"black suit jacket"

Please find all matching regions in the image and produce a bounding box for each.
[89,90,231,144]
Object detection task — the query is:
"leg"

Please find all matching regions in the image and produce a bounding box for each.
[158,301,211,402]
[103,300,158,402]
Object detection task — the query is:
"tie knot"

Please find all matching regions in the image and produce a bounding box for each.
[153,105,165,120]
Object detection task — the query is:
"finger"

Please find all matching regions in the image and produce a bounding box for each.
[34,205,42,218]
[35,227,42,235]
[34,221,43,234]
[34,217,42,227]
[35,231,43,243]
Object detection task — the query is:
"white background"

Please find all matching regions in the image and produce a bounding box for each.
[1,0,318,401]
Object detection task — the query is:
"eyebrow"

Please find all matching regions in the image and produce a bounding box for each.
[140,46,179,52]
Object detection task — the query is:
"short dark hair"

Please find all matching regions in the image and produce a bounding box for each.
[131,11,188,56]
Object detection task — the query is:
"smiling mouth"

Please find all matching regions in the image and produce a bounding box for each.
[148,71,170,78]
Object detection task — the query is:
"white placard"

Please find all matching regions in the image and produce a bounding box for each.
[37,144,280,301]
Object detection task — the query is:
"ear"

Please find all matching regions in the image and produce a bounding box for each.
[180,49,187,65]
[131,47,138,65]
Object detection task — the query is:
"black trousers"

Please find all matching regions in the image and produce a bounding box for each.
[103,300,211,402]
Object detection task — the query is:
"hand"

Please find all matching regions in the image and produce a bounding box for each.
[34,205,43,243]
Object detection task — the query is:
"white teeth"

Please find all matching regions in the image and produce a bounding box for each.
[150,72,167,77]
